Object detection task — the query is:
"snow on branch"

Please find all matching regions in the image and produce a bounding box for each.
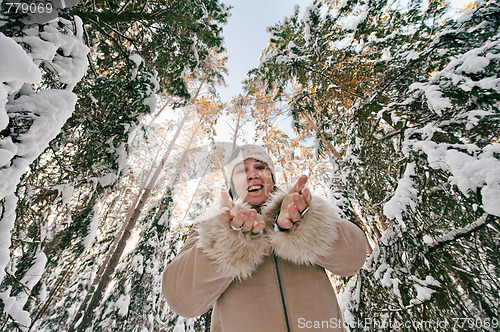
[0,289,31,331]
[410,141,500,217]
[383,163,418,230]
[0,16,89,329]
[424,213,490,252]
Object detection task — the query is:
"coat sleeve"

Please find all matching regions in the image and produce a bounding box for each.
[162,204,270,317]
[263,189,367,276]
[162,228,233,317]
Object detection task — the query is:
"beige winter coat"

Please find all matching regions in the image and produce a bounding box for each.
[162,188,367,331]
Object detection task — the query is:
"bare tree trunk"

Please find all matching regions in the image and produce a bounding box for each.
[221,104,244,188]
[29,256,78,331]
[172,120,203,184]
[302,113,342,160]
[180,163,210,224]
[69,76,206,332]
[232,113,240,149]
[148,95,174,125]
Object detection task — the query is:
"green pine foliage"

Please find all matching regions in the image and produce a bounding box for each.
[68,0,229,100]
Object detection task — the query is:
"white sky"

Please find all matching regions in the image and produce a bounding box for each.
[218,0,312,102]
[212,0,311,143]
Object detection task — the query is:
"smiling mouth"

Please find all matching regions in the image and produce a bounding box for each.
[247,185,263,192]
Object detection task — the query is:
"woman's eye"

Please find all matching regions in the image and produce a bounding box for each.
[256,166,265,170]
[237,168,246,173]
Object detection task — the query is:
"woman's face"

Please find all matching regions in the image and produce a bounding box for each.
[232,158,274,206]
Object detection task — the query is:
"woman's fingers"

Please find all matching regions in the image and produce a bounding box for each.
[220,194,263,233]
[276,203,301,229]
[301,187,311,205]
[220,191,233,209]
[288,202,301,222]
[278,216,294,229]
[256,220,267,232]
[292,193,309,216]
[220,192,236,225]
[289,175,312,214]
[232,209,258,231]
[252,220,266,233]
[290,175,308,194]
[276,185,312,229]
[231,210,246,228]
[242,209,257,231]
[221,207,232,224]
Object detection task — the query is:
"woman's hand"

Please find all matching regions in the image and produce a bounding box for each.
[276,175,312,230]
[220,192,266,233]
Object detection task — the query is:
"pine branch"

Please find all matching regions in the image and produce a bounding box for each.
[116,0,134,16]
[425,214,495,254]
[303,64,363,99]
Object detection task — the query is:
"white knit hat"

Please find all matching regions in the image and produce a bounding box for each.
[225,144,276,184]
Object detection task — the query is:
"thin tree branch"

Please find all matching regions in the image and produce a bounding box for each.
[425,214,494,254]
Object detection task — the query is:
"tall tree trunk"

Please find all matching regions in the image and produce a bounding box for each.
[148,95,174,125]
[180,163,210,224]
[29,256,78,331]
[302,113,342,160]
[172,120,203,185]
[222,106,244,188]
[69,77,206,332]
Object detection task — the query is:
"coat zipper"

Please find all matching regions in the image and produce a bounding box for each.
[273,253,291,332]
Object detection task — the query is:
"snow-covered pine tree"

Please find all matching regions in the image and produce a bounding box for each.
[350,1,500,328]
[252,0,499,330]
[0,9,90,330]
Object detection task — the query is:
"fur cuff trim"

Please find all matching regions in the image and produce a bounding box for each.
[195,200,271,280]
[263,188,341,265]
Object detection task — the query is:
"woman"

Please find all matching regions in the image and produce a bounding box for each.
[162,144,367,331]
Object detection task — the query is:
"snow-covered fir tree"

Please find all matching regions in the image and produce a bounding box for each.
[0,11,89,330]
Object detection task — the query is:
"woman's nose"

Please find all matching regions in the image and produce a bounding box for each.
[247,169,259,179]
